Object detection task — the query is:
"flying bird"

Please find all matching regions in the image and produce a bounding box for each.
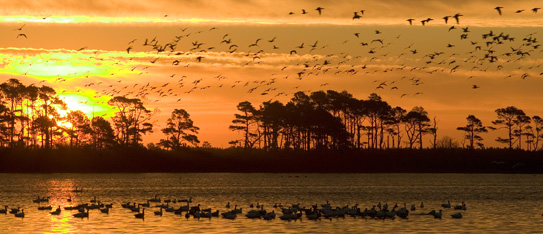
[316,7,324,15]
[16,34,27,39]
[443,16,450,24]
[353,12,361,20]
[495,6,503,15]
[453,13,462,24]
[14,24,25,31]
[532,8,540,13]
[406,18,414,25]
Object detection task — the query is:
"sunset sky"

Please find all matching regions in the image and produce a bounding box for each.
[2,0,543,147]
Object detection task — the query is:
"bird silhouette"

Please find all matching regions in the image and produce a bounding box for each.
[14,24,25,31]
[453,13,463,24]
[16,34,27,39]
[315,7,324,15]
[495,6,503,15]
[406,18,414,25]
[353,12,361,20]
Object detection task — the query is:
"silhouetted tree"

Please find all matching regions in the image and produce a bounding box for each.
[491,106,525,149]
[0,78,25,146]
[229,101,258,149]
[38,85,66,149]
[457,115,487,149]
[513,112,531,150]
[65,110,90,147]
[90,117,116,150]
[531,116,543,150]
[108,96,153,147]
[404,106,430,149]
[159,109,200,150]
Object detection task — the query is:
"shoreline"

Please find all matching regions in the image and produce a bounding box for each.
[0,147,541,174]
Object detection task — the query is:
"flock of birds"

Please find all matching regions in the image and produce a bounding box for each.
[1,191,469,221]
[6,5,543,107]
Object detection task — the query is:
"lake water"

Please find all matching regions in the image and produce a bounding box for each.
[0,173,542,233]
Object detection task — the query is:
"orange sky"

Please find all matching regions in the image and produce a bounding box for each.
[1,0,543,148]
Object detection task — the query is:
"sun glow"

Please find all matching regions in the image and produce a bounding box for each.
[59,92,115,119]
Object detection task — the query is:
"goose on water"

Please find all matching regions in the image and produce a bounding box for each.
[73,209,89,218]
[451,212,463,219]
[154,207,163,216]
[135,208,145,219]
[15,209,24,218]
[0,206,8,214]
[50,206,61,215]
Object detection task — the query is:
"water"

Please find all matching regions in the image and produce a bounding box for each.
[0,173,542,233]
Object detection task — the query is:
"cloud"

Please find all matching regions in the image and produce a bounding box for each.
[2,0,543,26]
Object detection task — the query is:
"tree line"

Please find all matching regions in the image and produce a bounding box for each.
[0,78,199,150]
[0,78,540,152]
[229,90,543,151]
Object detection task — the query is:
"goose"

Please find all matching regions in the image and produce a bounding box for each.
[223,212,236,219]
[451,212,462,219]
[50,206,61,215]
[441,201,451,208]
[135,208,145,219]
[246,210,261,219]
[225,202,230,208]
[149,194,160,203]
[73,209,89,218]
[211,210,220,217]
[232,205,242,214]
[433,210,443,219]
[10,207,20,214]
[0,206,7,214]
[306,211,319,220]
[100,207,109,214]
[38,205,53,210]
[454,202,467,210]
[420,202,424,208]
[154,207,163,216]
[140,201,150,207]
[72,187,83,193]
[262,211,275,220]
[15,209,24,218]
[90,196,98,203]
[33,196,42,203]
[179,197,192,203]
[410,204,416,211]
[67,196,72,202]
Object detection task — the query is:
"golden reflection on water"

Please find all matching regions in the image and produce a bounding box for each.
[45,179,79,234]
